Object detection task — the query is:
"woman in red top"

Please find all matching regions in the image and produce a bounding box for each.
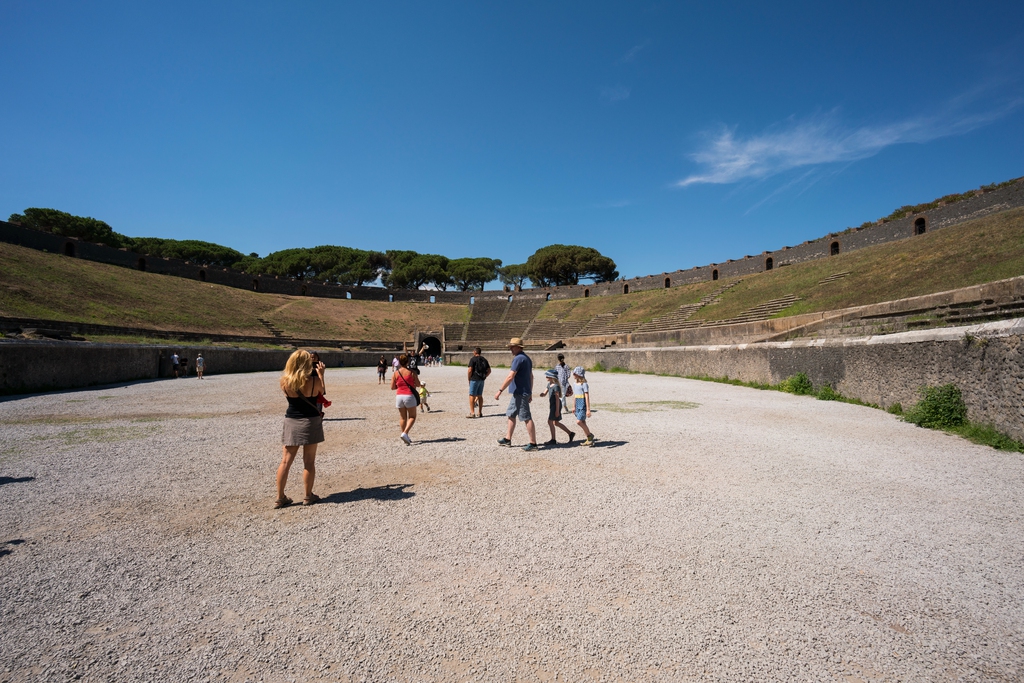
[390,353,420,445]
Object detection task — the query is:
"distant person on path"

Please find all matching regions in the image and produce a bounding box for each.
[416,382,431,412]
[555,353,572,411]
[171,352,180,378]
[540,368,574,445]
[277,350,325,508]
[495,338,538,451]
[571,366,595,446]
[180,356,189,378]
[377,356,388,384]
[391,354,421,445]
[467,347,491,418]
[195,354,205,380]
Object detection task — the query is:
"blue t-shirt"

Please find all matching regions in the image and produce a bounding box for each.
[509,352,533,396]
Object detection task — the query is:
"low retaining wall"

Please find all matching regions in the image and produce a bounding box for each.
[0,343,384,396]
[450,318,1024,442]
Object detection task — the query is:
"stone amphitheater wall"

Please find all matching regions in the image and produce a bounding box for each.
[2,178,1022,306]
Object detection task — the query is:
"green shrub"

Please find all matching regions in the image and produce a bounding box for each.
[887,402,903,415]
[817,385,841,401]
[953,423,1024,452]
[780,373,814,396]
[591,361,606,372]
[903,384,967,429]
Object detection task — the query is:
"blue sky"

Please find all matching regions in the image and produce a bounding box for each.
[2,1,1022,287]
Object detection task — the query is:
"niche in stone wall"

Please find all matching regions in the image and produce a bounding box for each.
[546,293,551,301]
[915,217,927,235]
[584,289,590,298]
[665,277,671,288]
[830,241,840,256]
[623,284,629,294]
[765,257,773,271]
[199,270,206,282]
[137,258,146,271]
[301,284,309,296]
[712,269,719,281]
[64,242,75,257]
[252,279,259,291]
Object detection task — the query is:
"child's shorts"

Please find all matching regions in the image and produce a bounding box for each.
[574,399,587,421]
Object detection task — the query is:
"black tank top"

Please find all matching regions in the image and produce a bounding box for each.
[285,383,320,419]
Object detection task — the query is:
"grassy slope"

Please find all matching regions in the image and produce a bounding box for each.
[3,205,1023,339]
[693,206,1024,322]
[533,207,1024,325]
[0,242,468,339]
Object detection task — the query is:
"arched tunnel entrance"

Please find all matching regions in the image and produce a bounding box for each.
[420,336,442,357]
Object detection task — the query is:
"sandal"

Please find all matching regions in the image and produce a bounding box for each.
[466,414,477,419]
[303,494,321,506]
[274,496,293,509]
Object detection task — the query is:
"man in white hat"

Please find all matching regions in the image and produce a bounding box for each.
[494,337,538,451]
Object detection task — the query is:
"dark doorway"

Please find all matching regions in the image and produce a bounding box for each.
[252,279,259,291]
[64,242,75,257]
[584,289,590,298]
[137,258,146,271]
[915,217,927,235]
[546,293,551,301]
[199,270,206,281]
[830,241,840,256]
[665,277,671,288]
[712,269,719,281]
[421,336,442,356]
[623,284,629,294]
[765,257,773,271]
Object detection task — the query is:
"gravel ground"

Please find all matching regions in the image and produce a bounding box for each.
[1,365,1023,682]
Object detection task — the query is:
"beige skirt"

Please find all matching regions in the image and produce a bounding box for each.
[282,415,324,446]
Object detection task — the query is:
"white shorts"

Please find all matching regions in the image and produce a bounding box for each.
[396,394,418,409]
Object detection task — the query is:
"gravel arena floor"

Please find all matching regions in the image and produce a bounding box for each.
[1,365,1023,682]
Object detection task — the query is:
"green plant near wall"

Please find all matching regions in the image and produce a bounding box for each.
[779,373,814,395]
[903,384,967,429]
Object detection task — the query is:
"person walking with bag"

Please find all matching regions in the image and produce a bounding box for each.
[391,354,421,445]
[276,350,325,508]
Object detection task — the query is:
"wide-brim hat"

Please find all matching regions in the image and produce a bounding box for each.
[508,337,524,347]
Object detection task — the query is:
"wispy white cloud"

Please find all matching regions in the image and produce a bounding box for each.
[595,199,631,208]
[619,41,649,63]
[600,84,631,103]
[677,93,1022,187]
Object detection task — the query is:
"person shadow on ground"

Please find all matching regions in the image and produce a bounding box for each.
[319,483,415,505]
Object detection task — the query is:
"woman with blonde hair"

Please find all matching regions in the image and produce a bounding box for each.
[390,353,420,445]
[276,349,325,508]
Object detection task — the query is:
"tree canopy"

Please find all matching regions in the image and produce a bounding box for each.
[252,246,388,286]
[524,244,618,286]
[447,257,502,291]
[8,207,621,291]
[384,251,451,290]
[498,263,530,290]
[9,208,126,248]
[126,237,245,268]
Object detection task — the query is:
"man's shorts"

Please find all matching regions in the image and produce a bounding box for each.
[506,394,532,422]
[469,380,485,397]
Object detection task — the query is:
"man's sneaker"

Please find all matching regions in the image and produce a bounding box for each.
[401,433,412,445]
[522,443,539,452]
[568,432,576,443]
[543,439,557,446]
[497,438,512,446]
